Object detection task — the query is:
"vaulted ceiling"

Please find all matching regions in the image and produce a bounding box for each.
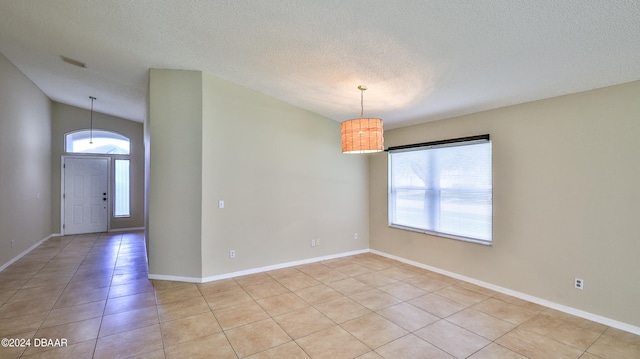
[1,1,639,129]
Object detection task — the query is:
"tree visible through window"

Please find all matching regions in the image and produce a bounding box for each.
[389,136,492,244]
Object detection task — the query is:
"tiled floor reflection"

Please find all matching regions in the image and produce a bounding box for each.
[0,232,639,358]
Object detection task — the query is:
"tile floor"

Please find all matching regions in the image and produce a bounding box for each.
[0,232,638,358]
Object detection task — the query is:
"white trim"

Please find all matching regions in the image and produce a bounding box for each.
[370,249,640,336]
[147,246,640,335]
[0,234,57,272]
[147,274,203,283]
[148,249,369,284]
[60,158,65,235]
[109,227,144,233]
[388,224,492,246]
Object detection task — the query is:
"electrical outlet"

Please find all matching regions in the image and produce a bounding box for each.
[354,233,359,240]
[574,277,584,290]
[315,238,320,246]
[229,249,236,259]
[311,239,316,247]
[11,240,14,248]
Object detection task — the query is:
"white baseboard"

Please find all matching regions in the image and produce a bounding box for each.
[147,273,203,283]
[149,246,639,335]
[148,249,369,284]
[109,227,145,233]
[370,249,640,336]
[0,233,57,272]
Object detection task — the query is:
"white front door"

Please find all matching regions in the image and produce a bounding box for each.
[63,157,109,235]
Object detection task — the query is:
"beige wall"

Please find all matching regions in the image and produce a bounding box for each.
[0,53,52,268]
[369,80,640,327]
[147,69,203,278]
[147,69,369,280]
[51,103,145,233]
[200,72,369,277]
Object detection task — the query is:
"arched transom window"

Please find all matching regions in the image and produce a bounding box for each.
[65,129,130,155]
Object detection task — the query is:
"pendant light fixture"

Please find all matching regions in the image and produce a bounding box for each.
[89,96,96,144]
[341,85,384,154]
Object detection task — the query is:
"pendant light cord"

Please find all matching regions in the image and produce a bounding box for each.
[89,96,96,144]
[358,85,367,118]
[360,89,364,118]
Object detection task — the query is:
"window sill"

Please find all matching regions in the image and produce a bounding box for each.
[388,224,492,246]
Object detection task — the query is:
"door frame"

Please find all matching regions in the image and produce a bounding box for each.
[61,155,112,235]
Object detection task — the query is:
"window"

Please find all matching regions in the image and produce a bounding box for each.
[64,129,132,218]
[114,159,130,217]
[65,130,130,155]
[388,135,492,244]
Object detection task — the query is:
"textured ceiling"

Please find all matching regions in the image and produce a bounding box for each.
[0,1,639,129]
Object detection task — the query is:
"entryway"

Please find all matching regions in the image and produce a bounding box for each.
[62,156,109,235]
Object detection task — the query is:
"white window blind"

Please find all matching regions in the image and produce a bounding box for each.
[389,136,492,244]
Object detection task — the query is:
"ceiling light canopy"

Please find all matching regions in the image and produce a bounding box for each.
[341,85,384,154]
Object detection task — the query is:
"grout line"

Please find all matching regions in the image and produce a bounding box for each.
[2,233,637,358]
